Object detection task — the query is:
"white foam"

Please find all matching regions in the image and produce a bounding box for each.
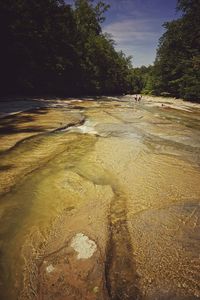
[76,120,98,134]
[104,96,120,100]
[63,120,99,135]
[69,99,83,103]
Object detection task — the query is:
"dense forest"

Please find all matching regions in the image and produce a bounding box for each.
[1,0,199,100]
[0,0,135,96]
[143,0,200,102]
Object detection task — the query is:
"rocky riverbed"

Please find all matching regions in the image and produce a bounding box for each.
[0,95,200,300]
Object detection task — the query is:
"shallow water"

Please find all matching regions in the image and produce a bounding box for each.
[0,96,200,299]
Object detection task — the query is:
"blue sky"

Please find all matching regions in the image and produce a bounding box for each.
[66,0,180,67]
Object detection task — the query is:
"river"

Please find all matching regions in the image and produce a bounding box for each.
[0,95,200,300]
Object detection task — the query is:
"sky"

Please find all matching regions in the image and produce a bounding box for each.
[66,0,180,67]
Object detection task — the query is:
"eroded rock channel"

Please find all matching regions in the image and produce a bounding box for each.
[105,187,141,300]
[0,96,200,300]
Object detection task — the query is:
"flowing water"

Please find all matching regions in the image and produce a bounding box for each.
[0,96,200,300]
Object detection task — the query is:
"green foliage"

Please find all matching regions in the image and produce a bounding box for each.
[144,0,200,102]
[141,66,156,95]
[127,66,152,94]
[0,0,79,94]
[0,0,135,96]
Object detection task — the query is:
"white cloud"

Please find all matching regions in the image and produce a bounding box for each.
[103,18,164,66]
[103,19,163,45]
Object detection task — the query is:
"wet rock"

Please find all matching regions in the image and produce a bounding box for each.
[46,264,55,273]
[1,96,200,300]
[38,238,108,300]
[93,286,99,294]
[71,233,97,259]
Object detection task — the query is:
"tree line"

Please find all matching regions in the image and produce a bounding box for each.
[1,0,199,100]
[0,0,138,96]
[141,0,200,102]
